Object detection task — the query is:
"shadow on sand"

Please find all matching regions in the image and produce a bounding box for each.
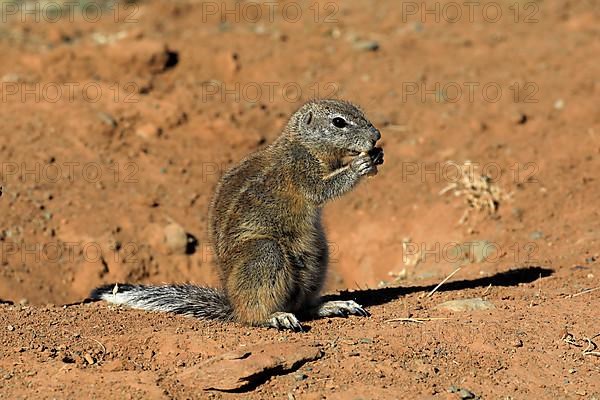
[323,266,554,307]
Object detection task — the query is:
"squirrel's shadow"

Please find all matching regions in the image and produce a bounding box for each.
[322,266,553,308]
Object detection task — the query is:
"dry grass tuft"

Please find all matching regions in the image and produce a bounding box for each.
[439,161,509,224]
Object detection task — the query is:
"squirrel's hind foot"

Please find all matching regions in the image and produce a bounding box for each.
[316,300,370,318]
[263,311,304,332]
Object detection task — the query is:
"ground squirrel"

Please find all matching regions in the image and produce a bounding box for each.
[91,99,384,331]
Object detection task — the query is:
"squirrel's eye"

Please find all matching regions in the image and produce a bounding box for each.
[332,117,348,128]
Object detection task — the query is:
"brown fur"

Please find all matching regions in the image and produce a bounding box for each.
[209,99,382,326]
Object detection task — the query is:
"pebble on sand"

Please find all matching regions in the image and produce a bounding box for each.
[436,298,495,312]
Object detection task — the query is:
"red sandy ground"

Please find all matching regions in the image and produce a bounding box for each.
[0,0,598,398]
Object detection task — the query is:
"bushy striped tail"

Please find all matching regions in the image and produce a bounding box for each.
[90,283,233,321]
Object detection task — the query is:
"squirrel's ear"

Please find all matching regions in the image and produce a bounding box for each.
[303,111,313,126]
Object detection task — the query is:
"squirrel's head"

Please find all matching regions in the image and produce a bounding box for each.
[286,99,381,155]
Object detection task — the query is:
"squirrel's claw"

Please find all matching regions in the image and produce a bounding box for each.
[317,300,370,318]
[266,312,304,332]
[350,154,378,177]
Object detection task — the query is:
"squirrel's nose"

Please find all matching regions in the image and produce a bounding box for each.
[369,126,381,142]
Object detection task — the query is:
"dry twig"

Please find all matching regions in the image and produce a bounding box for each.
[425,267,462,297]
[385,317,449,324]
[568,286,600,298]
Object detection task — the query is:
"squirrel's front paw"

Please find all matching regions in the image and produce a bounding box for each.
[368,147,384,166]
[350,153,377,177]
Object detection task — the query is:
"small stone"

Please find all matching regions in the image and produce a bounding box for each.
[553,99,565,110]
[294,372,308,381]
[436,298,495,312]
[458,388,476,399]
[136,123,161,139]
[512,207,524,220]
[7,325,14,331]
[178,343,323,391]
[1,73,20,83]
[163,223,188,254]
[512,338,523,348]
[529,231,544,240]
[83,354,95,365]
[353,40,379,52]
[389,268,407,279]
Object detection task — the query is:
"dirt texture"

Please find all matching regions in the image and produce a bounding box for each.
[0,0,599,398]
